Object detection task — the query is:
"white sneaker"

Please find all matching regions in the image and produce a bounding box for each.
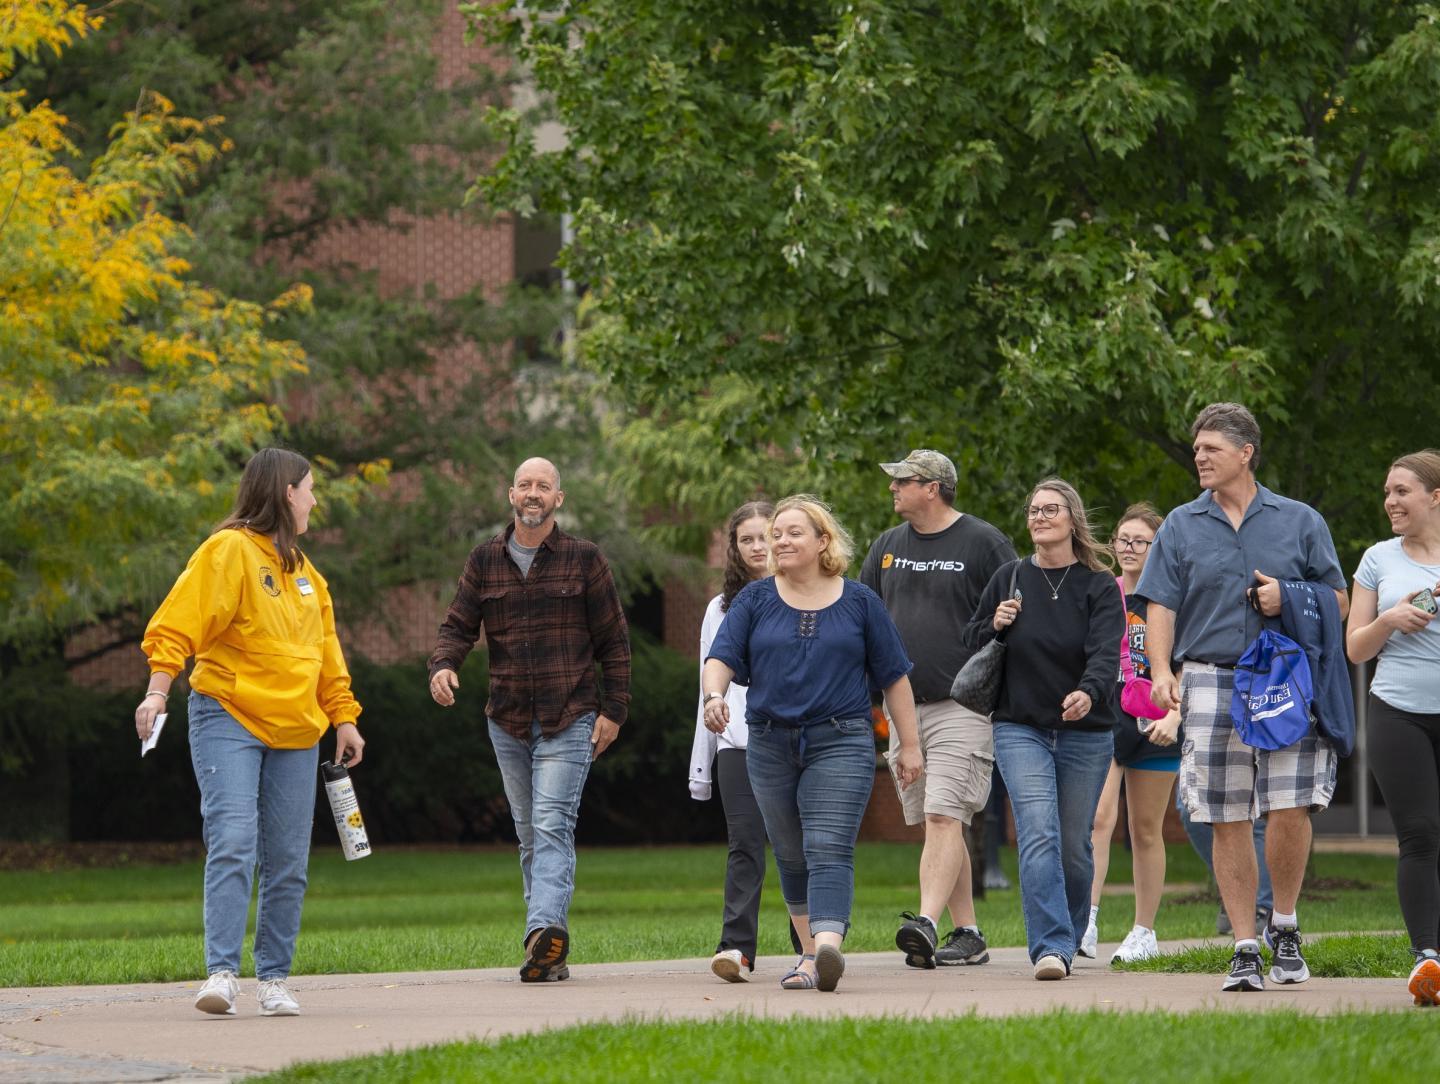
[710,949,749,983]
[1078,917,1098,959]
[1034,954,1067,980]
[1110,925,1160,965]
[194,970,238,1016]
[257,978,301,1017]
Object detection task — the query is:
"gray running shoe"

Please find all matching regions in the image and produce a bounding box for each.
[935,926,990,966]
[1263,923,1310,984]
[895,912,938,969]
[1215,904,1232,936]
[1221,946,1265,992]
[982,867,1011,891]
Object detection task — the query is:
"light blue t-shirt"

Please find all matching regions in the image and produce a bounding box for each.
[1355,537,1440,714]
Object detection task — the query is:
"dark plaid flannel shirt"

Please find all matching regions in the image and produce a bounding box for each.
[428,523,631,738]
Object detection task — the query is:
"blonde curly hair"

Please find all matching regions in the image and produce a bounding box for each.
[767,494,854,578]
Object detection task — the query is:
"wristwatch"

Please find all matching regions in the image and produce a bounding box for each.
[702,692,723,707]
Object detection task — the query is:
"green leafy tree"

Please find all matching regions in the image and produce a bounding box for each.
[13,0,578,616]
[472,0,1440,561]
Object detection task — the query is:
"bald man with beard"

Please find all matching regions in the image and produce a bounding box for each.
[429,457,631,982]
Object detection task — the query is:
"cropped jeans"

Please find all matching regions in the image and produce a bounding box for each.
[745,717,875,938]
[189,692,318,980]
[488,713,595,941]
[993,722,1113,967]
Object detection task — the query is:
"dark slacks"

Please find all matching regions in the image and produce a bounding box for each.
[715,748,800,962]
[1368,694,1440,953]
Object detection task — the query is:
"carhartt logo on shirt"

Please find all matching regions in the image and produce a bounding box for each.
[883,555,968,573]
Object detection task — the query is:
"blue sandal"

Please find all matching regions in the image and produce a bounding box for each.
[780,954,817,990]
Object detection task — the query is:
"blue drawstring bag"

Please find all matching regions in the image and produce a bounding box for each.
[1230,630,1314,750]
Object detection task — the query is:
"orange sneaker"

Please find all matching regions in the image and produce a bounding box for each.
[1408,954,1440,1007]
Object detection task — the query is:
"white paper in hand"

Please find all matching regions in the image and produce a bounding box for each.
[141,712,167,757]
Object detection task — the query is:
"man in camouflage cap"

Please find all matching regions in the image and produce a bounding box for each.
[861,449,1017,969]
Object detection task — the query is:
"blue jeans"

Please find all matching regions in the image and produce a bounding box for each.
[488,714,595,940]
[745,718,874,937]
[1178,788,1274,912]
[993,722,1114,966]
[189,692,318,980]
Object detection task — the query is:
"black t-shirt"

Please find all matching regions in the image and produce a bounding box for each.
[859,515,1017,701]
[965,558,1124,731]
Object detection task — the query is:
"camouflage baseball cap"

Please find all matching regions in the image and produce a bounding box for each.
[878,449,956,486]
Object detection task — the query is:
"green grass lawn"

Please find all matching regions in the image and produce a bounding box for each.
[0,842,1408,987]
[247,1011,1435,1083]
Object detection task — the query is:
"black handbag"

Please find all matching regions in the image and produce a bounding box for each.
[949,562,1021,716]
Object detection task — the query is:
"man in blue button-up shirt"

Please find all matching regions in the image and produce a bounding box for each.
[1136,402,1348,994]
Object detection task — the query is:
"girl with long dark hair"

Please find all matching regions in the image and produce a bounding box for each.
[136,448,364,1017]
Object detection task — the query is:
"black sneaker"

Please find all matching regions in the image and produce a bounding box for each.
[935,926,989,966]
[895,912,938,969]
[1221,946,1265,992]
[1263,922,1310,984]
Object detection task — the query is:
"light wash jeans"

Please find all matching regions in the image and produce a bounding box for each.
[488,713,595,941]
[189,692,318,980]
[993,722,1114,966]
[1178,789,1274,913]
[745,717,875,937]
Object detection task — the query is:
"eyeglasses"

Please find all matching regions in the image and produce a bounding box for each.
[1114,537,1152,552]
[1025,503,1063,521]
[892,476,931,487]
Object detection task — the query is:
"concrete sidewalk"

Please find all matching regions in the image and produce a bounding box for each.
[0,939,1416,1083]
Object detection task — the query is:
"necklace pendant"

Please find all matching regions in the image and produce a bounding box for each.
[1050,590,1059,600]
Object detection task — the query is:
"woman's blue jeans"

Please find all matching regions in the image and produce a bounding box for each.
[488,714,595,941]
[189,692,318,980]
[993,722,1114,966]
[745,717,875,937]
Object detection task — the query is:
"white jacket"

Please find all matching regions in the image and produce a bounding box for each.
[688,593,751,800]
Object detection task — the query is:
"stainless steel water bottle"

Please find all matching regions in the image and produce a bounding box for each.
[320,759,372,861]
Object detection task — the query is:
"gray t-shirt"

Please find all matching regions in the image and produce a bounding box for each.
[859,515,1017,701]
[1135,484,1345,666]
[507,534,541,578]
[1355,537,1440,714]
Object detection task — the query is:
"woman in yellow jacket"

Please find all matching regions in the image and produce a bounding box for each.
[134,448,364,1018]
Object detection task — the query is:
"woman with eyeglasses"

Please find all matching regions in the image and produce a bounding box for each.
[965,479,1123,980]
[1080,502,1182,964]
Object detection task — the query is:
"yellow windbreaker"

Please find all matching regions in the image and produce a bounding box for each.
[142,528,361,748]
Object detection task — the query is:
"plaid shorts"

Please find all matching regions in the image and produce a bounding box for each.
[1178,663,1337,824]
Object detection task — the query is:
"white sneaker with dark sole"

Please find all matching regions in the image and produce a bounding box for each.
[194,970,238,1016]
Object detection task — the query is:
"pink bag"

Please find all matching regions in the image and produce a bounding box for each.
[1117,579,1167,721]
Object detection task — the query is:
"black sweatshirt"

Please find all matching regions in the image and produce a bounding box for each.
[963,557,1124,732]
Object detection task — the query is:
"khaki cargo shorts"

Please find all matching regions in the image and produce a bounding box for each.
[886,699,995,826]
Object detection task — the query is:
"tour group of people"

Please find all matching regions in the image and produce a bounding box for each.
[135,402,1440,1015]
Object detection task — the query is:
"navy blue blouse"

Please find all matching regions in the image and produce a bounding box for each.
[706,577,913,726]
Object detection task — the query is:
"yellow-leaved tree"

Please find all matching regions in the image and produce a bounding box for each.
[1,0,321,653]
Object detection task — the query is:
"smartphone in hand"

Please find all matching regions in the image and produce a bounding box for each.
[1410,587,1438,615]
